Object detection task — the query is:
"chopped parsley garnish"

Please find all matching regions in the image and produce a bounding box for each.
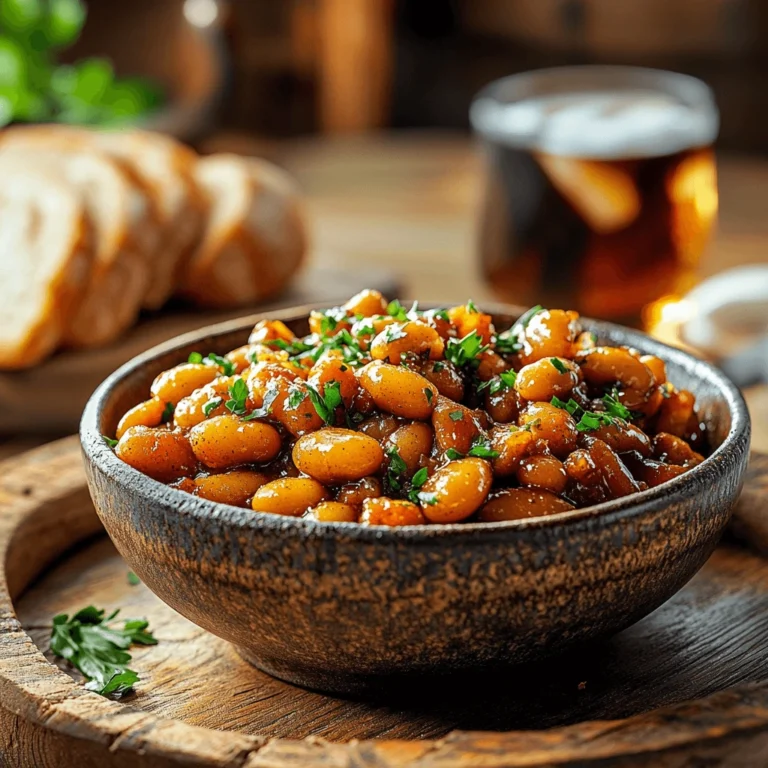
[424,388,433,405]
[432,361,445,372]
[224,379,249,415]
[386,299,409,321]
[407,466,430,504]
[383,324,408,343]
[445,448,463,460]
[466,299,478,314]
[385,445,408,493]
[287,385,307,410]
[353,318,377,337]
[102,435,118,448]
[495,305,545,355]
[160,401,174,422]
[550,358,568,375]
[602,390,632,421]
[188,351,203,364]
[317,306,348,336]
[203,397,223,417]
[50,606,157,698]
[264,338,315,356]
[417,492,438,506]
[449,410,464,421]
[241,386,281,421]
[477,369,517,394]
[203,353,236,376]
[433,309,450,321]
[306,381,343,425]
[445,330,488,368]
[550,396,616,433]
[127,571,141,586]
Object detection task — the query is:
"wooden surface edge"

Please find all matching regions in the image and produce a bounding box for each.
[1,437,768,766]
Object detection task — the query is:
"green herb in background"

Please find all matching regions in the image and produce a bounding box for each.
[126,571,140,586]
[0,0,163,128]
[50,605,157,697]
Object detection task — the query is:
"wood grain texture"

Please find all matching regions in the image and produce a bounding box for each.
[2,437,768,767]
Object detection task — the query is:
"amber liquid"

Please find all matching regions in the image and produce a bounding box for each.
[478,144,718,327]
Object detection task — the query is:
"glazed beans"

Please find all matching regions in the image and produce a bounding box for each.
[358,361,437,420]
[305,501,359,523]
[194,470,269,506]
[370,321,444,364]
[190,415,282,469]
[515,358,579,402]
[252,477,329,516]
[111,292,707,524]
[361,497,426,526]
[478,488,574,522]
[419,458,492,523]
[116,397,169,439]
[116,427,196,482]
[293,428,384,484]
[151,363,219,405]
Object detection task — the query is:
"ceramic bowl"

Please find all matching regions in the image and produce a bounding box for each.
[80,304,750,695]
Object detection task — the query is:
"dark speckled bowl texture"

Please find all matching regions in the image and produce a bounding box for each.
[81,304,751,695]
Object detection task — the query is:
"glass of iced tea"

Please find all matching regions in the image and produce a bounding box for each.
[470,66,719,327]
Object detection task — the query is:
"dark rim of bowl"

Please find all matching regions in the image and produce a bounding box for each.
[81,302,751,542]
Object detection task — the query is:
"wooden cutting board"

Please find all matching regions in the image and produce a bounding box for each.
[0,266,398,435]
[2,438,768,766]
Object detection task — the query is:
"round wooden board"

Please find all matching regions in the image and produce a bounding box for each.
[2,439,768,767]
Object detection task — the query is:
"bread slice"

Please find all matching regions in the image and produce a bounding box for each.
[0,146,150,348]
[91,129,205,309]
[0,166,92,368]
[179,154,307,307]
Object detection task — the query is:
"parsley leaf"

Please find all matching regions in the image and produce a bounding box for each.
[160,401,175,422]
[495,305,545,355]
[445,330,488,368]
[550,358,568,375]
[127,571,141,586]
[50,606,157,698]
[242,386,281,421]
[204,353,236,377]
[602,390,632,421]
[467,436,499,459]
[385,446,408,493]
[203,397,223,417]
[477,369,517,394]
[445,448,464,460]
[407,466,430,504]
[386,299,409,321]
[449,410,464,422]
[466,299,478,313]
[550,396,614,432]
[432,361,445,372]
[305,381,343,425]
[287,385,307,410]
[424,388,433,405]
[383,324,408,343]
[417,491,438,506]
[225,379,249,416]
[188,352,203,364]
[102,435,118,448]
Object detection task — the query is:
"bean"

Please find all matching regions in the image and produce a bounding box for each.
[582,437,640,498]
[336,476,382,506]
[520,402,579,458]
[575,330,598,352]
[357,361,437,419]
[305,501,359,523]
[420,458,492,523]
[268,379,325,436]
[194,470,270,506]
[478,488,574,522]
[640,354,667,385]
[655,390,695,438]
[387,422,434,475]
[476,350,510,382]
[358,413,401,441]
[246,362,302,403]
[309,309,351,336]
[248,319,296,345]
[564,449,600,486]
[150,363,219,405]
[308,357,359,408]
[343,288,388,317]
[173,377,236,428]
[117,397,168,439]
[189,415,282,469]
[515,358,579,402]
[419,309,454,340]
[370,320,444,365]
[653,432,704,466]
[490,425,534,476]
[579,347,654,410]
[517,455,567,494]
[419,359,464,401]
[484,386,520,424]
[622,451,688,488]
[519,309,578,365]
[360,497,426,526]
[116,427,197,482]
[431,397,482,455]
[591,421,652,457]
[448,304,495,344]
[252,477,329,517]
[293,428,384,484]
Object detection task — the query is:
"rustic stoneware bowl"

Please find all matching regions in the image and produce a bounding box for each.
[81,304,751,696]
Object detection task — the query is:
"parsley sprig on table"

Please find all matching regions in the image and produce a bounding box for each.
[50,606,157,697]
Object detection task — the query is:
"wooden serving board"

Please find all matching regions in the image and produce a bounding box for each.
[0,267,399,436]
[3,439,768,767]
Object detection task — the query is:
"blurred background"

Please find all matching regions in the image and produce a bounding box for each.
[0,0,767,447]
